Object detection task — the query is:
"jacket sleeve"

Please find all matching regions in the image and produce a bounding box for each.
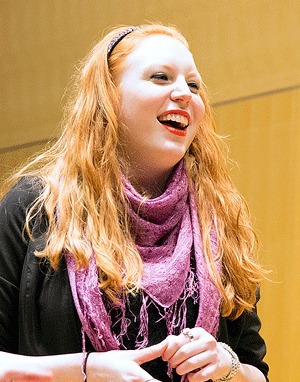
[217,290,269,381]
[0,177,41,352]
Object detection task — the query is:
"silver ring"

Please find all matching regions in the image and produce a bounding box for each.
[182,327,196,342]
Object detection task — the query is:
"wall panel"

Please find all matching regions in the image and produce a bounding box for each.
[215,88,300,381]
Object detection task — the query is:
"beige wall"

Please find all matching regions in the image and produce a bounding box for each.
[1,1,299,380]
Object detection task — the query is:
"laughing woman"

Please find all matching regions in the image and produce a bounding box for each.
[0,24,268,381]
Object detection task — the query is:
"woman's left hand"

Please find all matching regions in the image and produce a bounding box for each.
[162,327,231,382]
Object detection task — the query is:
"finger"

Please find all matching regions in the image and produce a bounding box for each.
[175,351,209,375]
[131,340,168,365]
[187,369,206,382]
[162,332,191,361]
[187,364,215,382]
[168,342,207,369]
[163,328,216,367]
[169,333,215,368]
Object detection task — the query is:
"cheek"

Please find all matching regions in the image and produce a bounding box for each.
[195,98,206,121]
[118,97,137,128]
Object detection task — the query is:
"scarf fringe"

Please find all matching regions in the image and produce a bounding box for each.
[121,266,199,349]
[111,267,199,381]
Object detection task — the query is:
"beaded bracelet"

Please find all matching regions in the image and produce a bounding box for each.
[214,343,240,381]
[82,351,92,382]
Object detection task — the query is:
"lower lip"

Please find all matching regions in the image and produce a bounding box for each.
[161,124,187,137]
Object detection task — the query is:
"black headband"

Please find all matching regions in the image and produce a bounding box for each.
[107,26,139,60]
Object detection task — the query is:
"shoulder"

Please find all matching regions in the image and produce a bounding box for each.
[0,176,45,234]
[1,176,44,211]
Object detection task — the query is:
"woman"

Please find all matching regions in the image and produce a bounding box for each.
[0,24,268,381]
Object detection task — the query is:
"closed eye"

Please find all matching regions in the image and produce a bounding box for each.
[150,73,169,81]
[188,82,200,93]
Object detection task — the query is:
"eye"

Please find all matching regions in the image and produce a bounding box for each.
[187,81,201,93]
[150,73,170,82]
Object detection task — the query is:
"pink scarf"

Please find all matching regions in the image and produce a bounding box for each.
[66,160,221,353]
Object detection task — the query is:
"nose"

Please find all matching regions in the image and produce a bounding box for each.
[170,78,192,107]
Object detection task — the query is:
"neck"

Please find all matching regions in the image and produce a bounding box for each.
[123,165,174,198]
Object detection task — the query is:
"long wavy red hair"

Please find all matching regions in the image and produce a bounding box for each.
[2,24,265,319]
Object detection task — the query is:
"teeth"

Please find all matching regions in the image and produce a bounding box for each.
[159,113,189,127]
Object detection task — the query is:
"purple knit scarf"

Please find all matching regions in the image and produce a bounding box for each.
[66,160,221,354]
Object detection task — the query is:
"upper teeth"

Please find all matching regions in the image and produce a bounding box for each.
[159,113,189,127]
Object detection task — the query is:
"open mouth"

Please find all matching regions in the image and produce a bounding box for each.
[158,113,189,130]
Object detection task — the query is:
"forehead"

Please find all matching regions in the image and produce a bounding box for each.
[124,34,198,72]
